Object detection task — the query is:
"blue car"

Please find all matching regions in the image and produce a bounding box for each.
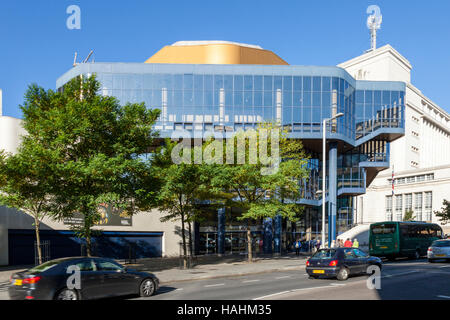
[306,248,382,281]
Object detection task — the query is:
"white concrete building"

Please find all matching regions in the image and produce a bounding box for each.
[339,45,450,234]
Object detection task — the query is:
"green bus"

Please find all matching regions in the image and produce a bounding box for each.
[369,221,443,260]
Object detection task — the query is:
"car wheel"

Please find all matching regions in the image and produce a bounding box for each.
[140,278,156,297]
[55,288,79,300]
[336,267,349,281]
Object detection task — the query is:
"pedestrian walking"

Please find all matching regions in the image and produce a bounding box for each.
[352,238,359,248]
[295,239,301,256]
[315,239,321,251]
[330,240,336,248]
[344,238,353,248]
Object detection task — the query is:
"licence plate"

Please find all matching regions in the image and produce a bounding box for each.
[436,254,446,257]
[380,246,388,249]
[313,270,325,274]
[13,279,22,286]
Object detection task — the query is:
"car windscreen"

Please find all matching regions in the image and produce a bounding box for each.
[27,259,65,274]
[432,241,450,247]
[371,224,396,235]
[311,250,337,259]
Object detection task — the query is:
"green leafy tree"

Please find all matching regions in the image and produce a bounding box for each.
[211,123,310,262]
[435,200,450,225]
[403,210,415,222]
[151,140,219,268]
[18,76,160,256]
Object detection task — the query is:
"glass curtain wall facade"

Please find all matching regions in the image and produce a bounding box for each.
[57,63,405,253]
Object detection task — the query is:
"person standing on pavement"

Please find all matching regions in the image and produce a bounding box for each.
[344,238,353,248]
[330,240,336,248]
[352,238,359,248]
[295,239,301,256]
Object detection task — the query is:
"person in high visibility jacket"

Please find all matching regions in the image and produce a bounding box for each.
[352,238,359,248]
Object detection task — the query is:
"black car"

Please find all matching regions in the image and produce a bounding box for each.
[8,257,159,300]
[306,248,382,281]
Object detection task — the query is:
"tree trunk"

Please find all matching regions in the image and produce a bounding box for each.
[188,220,193,258]
[180,212,188,269]
[247,225,253,263]
[84,213,92,257]
[34,217,42,265]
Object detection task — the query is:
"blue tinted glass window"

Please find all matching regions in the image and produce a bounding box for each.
[264,91,273,107]
[204,91,213,105]
[264,107,273,120]
[313,77,321,91]
[254,91,262,106]
[322,77,331,91]
[383,91,391,105]
[143,75,153,90]
[283,76,292,91]
[184,74,193,90]
[339,79,344,93]
[313,92,321,107]
[365,91,373,104]
[283,91,292,106]
[356,91,364,104]
[332,77,339,91]
[322,92,331,107]
[312,108,321,122]
[283,107,293,123]
[293,107,301,122]
[194,90,203,105]
[303,107,312,123]
[303,77,311,91]
[391,91,399,105]
[264,76,273,91]
[234,75,243,91]
[274,76,282,90]
[293,92,301,107]
[244,91,252,107]
[374,91,381,105]
[184,90,193,106]
[254,76,262,90]
[303,91,311,106]
[293,76,302,91]
[214,75,223,90]
[224,75,233,90]
[234,91,243,107]
[174,75,183,90]
[194,75,203,90]
[244,76,253,90]
[204,75,213,91]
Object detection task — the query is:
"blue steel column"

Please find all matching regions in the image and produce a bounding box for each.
[328,142,338,247]
[217,208,225,255]
[273,215,282,255]
[263,218,273,254]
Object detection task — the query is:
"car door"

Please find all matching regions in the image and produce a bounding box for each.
[342,248,359,275]
[71,259,104,300]
[352,249,370,274]
[95,259,135,297]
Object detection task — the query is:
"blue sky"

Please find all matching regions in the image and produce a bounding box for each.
[1,0,449,118]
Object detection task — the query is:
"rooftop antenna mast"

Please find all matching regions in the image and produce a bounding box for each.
[72,50,94,67]
[366,5,382,52]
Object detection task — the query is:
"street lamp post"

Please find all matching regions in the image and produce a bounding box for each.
[321,113,344,249]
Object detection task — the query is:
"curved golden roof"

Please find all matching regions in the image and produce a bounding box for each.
[145,41,289,65]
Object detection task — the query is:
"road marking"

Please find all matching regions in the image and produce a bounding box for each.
[439,265,450,268]
[276,276,290,279]
[437,295,450,299]
[242,279,260,283]
[175,288,184,291]
[253,285,336,300]
[330,283,346,286]
[204,283,225,288]
[382,271,418,278]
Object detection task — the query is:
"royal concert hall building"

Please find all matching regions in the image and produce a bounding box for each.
[1,41,408,264]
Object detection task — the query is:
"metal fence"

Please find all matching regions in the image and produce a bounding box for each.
[34,240,51,266]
